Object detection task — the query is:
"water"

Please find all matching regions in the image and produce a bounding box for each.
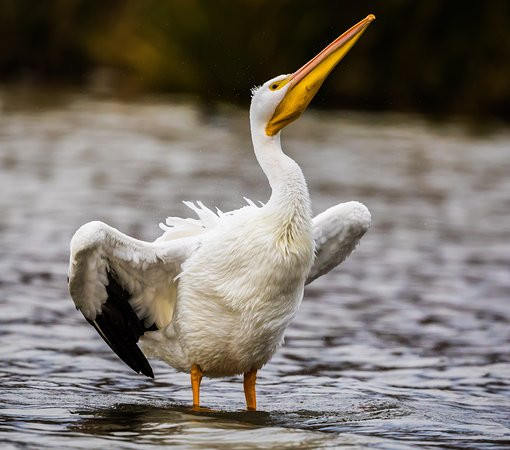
[1,93,509,448]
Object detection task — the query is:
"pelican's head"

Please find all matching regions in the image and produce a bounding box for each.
[250,14,375,137]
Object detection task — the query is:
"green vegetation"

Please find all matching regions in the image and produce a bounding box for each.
[1,0,509,119]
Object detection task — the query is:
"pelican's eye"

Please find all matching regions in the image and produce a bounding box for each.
[269,78,290,91]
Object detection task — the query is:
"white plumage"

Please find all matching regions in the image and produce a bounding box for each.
[69,197,369,373]
[68,14,374,410]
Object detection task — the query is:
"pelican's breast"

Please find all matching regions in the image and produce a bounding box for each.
[172,208,314,376]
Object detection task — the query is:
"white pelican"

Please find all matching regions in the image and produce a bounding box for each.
[69,15,374,411]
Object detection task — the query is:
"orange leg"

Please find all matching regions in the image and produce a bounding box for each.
[191,364,203,409]
[243,368,257,411]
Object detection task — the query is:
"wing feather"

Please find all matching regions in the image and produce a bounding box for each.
[86,270,156,377]
[306,201,371,285]
[68,221,196,377]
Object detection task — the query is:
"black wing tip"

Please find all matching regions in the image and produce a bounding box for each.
[142,366,155,379]
[87,316,155,379]
[84,270,158,380]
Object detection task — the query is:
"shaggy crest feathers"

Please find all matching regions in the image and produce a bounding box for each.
[250,85,262,97]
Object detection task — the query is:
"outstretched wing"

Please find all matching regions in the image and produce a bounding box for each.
[306,201,371,285]
[68,221,197,377]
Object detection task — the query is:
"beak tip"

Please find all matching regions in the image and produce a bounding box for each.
[367,14,376,22]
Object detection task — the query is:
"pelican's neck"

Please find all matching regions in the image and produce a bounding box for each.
[250,119,311,220]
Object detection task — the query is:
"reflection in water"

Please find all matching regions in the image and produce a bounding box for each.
[0,94,509,448]
[69,403,409,448]
[71,406,275,447]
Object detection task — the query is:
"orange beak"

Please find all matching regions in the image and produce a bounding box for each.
[266,14,375,136]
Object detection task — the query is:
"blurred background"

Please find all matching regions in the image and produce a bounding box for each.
[1,1,510,448]
[1,0,510,120]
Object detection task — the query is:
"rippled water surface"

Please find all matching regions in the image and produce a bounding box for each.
[1,93,509,448]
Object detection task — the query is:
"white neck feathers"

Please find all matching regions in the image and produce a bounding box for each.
[249,105,313,263]
[249,116,311,222]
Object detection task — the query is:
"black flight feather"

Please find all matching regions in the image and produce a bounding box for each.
[85,270,157,378]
